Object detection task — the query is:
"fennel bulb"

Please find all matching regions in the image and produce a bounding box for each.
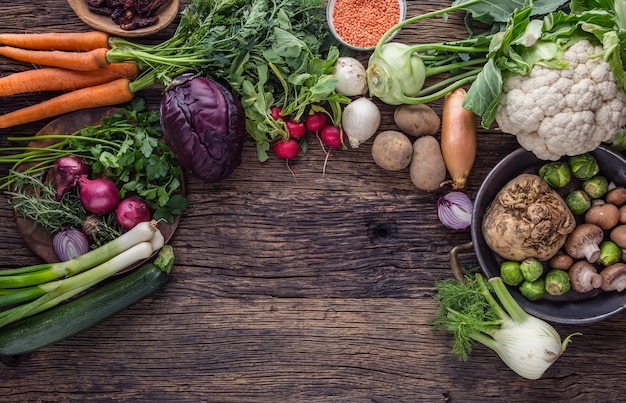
[431,273,580,380]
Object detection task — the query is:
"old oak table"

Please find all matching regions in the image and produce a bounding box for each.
[0,1,624,402]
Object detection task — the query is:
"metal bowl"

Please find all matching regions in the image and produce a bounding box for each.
[326,0,407,51]
[471,146,626,324]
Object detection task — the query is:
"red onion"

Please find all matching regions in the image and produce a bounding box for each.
[53,156,89,201]
[437,191,473,230]
[77,176,120,215]
[116,197,151,231]
[52,228,90,261]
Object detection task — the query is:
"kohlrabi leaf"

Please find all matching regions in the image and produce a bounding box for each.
[454,0,571,24]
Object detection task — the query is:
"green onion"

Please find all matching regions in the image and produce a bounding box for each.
[0,220,159,288]
[0,236,163,329]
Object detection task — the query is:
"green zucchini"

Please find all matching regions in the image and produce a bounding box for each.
[0,245,174,356]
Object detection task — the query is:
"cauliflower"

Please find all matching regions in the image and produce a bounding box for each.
[495,39,626,160]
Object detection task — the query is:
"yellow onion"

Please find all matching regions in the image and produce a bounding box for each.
[441,88,476,190]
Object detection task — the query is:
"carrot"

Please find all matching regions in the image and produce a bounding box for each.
[0,47,109,71]
[0,78,135,129]
[0,63,139,96]
[0,31,110,51]
[440,87,477,190]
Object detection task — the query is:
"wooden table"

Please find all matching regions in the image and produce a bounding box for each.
[0,1,624,402]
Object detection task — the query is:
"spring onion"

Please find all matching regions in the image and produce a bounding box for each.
[0,220,159,289]
[431,273,580,380]
[0,239,161,329]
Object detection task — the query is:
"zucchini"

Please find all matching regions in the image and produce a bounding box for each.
[0,245,174,356]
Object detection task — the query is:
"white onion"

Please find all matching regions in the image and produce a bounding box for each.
[437,191,473,230]
[342,97,381,148]
[334,57,368,97]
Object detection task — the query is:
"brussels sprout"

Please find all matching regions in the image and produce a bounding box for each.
[582,175,609,199]
[500,261,524,286]
[519,257,544,281]
[539,162,571,188]
[566,189,591,215]
[544,269,571,296]
[568,153,599,180]
[520,278,545,301]
[598,240,621,266]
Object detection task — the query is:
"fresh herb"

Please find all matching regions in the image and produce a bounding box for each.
[0,98,187,223]
[106,0,350,161]
[7,170,122,247]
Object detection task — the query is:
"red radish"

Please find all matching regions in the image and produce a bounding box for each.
[77,176,120,214]
[53,155,89,201]
[273,139,299,159]
[305,111,328,132]
[286,120,306,139]
[116,197,151,231]
[320,124,345,148]
[270,106,287,121]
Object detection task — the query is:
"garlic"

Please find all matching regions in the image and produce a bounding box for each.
[342,97,381,148]
[334,57,368,96]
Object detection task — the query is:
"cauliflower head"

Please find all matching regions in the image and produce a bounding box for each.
[495,39,626,160]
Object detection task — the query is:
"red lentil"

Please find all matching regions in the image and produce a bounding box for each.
[331,0,401,49]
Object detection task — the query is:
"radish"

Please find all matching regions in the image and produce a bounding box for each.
[273,139,299,159]
[319,124,345,176]
[270,106,287,121]
[305,112,328,132]
[320,125,345,148]
[286,120,306,139]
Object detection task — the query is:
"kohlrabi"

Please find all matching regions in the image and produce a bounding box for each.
[431,272,580,380]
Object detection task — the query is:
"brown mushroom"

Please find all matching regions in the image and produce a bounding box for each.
[549,251,574,270]
[564,223,604,263]
[620,205,626,224]
[610,225,626,249]
[600,263,626,292]
[569,261,602,293]
[605,187,626,206]
[584,203,620,230]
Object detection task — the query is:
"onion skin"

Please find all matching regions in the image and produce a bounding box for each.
[441,88,476,190]
[77,176,120,215]
[53,156,89,201]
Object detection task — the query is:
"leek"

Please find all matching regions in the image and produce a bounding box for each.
[431,273,580,380]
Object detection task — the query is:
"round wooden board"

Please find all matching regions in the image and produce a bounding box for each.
[13,107,183,268]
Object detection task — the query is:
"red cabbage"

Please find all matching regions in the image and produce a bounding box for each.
[160,74,246,182]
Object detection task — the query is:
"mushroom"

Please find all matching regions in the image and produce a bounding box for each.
[610,224,626,249]
[564,223,604,263]
[605,187,626,206]
[568,261,602,293]
[600,263,626,292]
[620,205,626,224]
[584,203,620,230]
[549,251,574,271]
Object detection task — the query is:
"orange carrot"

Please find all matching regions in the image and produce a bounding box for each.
[0,63,139,96]
[440,87,477,190]
[0,31,110,51]
[0,46,109,71]
[0,78,135,129]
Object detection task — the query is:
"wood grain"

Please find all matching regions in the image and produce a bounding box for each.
[0,1,625,402]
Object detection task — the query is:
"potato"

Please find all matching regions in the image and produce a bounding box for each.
[394,103,441,137]
[409,135,446,191]
[371,130,413,171]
